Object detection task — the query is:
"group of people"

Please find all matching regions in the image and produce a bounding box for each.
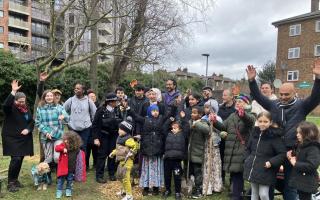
[1,64,320,200]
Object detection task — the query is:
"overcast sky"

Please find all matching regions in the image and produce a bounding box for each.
[165,0,311,80]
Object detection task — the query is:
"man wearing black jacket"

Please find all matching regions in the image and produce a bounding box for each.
[246,63,320,200]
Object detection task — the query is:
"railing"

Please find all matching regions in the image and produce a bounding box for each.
[8,34,30,45]
[31,11,50,22]
[8,18,29,30]
[9,1,30,15]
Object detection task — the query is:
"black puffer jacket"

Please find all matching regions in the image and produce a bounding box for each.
[164,117,189,160]
[243,127,286,185]
[289,141,320,193]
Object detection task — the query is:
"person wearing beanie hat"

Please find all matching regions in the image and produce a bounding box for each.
[92,91,124,184]
[130,103,174,196]
[2,80,34,192]
[109,118,138,200]
[211,91,256,200]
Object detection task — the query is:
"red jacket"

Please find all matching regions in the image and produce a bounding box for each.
[55,143,69,177]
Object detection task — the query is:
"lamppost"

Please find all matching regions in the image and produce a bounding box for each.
[151,61,159,88]
[202,53,210,86]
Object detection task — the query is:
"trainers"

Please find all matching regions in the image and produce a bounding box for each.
[162,190,171,198]
[66,188,72,197]
[7,182,18,193]
[191,189,202,199]
[56,190,63,199]
[122,195,133,200]
[117,189,126,197]
[96,177,107,184]
[142,188,149,196]
[175,193,182,200]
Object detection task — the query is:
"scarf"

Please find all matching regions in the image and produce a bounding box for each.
[14,103,28,113]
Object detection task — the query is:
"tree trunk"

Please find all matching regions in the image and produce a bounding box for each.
[89,1,99,92]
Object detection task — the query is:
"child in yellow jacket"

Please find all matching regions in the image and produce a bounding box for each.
[109,119,138,200]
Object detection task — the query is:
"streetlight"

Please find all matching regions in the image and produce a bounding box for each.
[202,53,210,86]
[151,61,159,88]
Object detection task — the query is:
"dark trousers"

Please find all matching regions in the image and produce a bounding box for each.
[95,133,117,179]
[86,130,98,169]
[8,156,24,183]
[164,159,183,193]
[230,172,244,200]
[298,190,311,200]
[73,127,91,153]
[219,139,226,183]
[283,159,298,200]
[189,162,203,191]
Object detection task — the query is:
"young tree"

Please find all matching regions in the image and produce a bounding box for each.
[257,60,276,84]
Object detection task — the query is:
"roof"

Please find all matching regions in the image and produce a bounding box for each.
[272,11,320,27]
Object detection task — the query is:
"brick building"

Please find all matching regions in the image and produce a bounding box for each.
[272,0,320,114]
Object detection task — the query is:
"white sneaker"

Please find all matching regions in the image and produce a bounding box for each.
[121,195,133,200]
[116,189,126,196]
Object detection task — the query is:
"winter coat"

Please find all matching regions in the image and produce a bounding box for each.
[249,78,320,148]
[188,119,210,164]
[243,127,286,185]
[2,94,34,156]
[214,111,255,173]
[164,117,189,160]
[289,141,320,193]
[218,102,236,121]
[128,96,148,134]
[92,106,123,140]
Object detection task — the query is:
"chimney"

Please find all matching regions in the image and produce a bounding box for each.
[311,0,319,12]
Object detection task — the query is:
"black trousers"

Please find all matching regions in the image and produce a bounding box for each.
[230,172,244,200]
[95,133,117,179]
[86,129,98,168]
[8,156,24,183]
[164,159,183,193]
[298,190,311,200]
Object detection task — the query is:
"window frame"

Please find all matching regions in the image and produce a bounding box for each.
[314,44,320,56]
[289,24,301,36]
[288,47,300,59]
[287,70,299,81]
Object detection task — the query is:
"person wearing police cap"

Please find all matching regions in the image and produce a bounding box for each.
[92,92,124,183]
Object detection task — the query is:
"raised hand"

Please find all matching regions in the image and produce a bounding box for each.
[11,80,22,92]
[313,59,320,78]
[180,111,186,118]
[39,72,49,81]
[246,65,256,81]
[237,107,245,117]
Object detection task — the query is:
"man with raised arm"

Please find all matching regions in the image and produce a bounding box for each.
[246,62,320,200]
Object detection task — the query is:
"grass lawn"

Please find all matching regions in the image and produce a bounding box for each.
[307,115,320,127]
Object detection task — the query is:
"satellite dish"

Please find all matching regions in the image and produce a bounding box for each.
[273,79,282,89]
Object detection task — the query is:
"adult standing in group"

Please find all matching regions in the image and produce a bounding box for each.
[63,83,97,153]
[2,80,34,192]
[246,62,320,200]
[92,93,123,183]
[251,82,277,117]
[200,86,219,113]
[218,89,236,185]
[163,79,181,107]
[141,88,166,117]
[128,84,148,136]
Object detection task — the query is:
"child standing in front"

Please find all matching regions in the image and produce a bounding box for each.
[109,119,138,200]
[55,131,83,199]
[287,121,320,200]
[187,106,210,199]
[243,111,286,200]
[162,111,189,200]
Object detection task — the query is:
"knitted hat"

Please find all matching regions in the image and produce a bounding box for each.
[105,92,118,102]
[14,92,26,100]
[147,104,159,118]
[119,119,133,134]
[235,93,251,104]
[202,86,213,91]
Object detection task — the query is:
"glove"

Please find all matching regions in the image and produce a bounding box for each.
[237,108,245,117]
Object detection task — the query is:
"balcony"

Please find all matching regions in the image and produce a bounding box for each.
[8,34,30,45]
[9,1,30,15]
[9,18,29,30]
[32,11,50,23]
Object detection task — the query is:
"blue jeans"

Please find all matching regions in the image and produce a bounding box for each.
[283,159,297,200]
[73,127,90,153]
[57,173,74,190]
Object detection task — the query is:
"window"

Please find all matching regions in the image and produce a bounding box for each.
[0,43,3,48]
[0,26,3,33]
[316,20,320,32]
[0,10,3,17]
[289,24,301,36]
[314,44,320,56]
[0,0,3,8]
[288,47,300,59]
[287,71,299,81]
